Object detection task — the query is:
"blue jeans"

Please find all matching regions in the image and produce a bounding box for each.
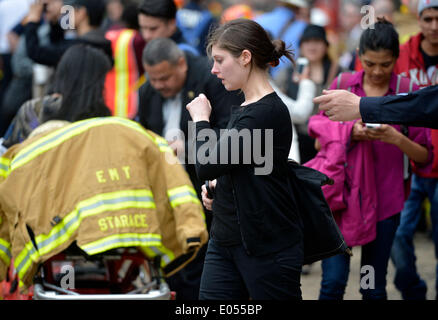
[319,213,400,300]
[391,174,438,300]
[199,239,303,300]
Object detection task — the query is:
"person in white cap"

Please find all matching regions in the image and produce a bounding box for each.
[255,0,309,79]
[394,0,438,87]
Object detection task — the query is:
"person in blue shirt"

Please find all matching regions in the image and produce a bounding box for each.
[255,0,308,79]
[176,0,217,55]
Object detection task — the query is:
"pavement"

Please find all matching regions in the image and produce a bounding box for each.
[301,231,437,300]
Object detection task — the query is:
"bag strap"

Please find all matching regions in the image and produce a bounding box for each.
[395,74,415,95]
[336,72,354,92]
[395,75,414,137]
[395,74,415,181]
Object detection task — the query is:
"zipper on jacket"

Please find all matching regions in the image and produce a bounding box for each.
[358,190,367,225]
[229,176,251,255]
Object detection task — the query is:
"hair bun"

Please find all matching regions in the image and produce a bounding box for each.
[272,39,286,59]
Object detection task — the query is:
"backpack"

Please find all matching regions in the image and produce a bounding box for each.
[288,160,351,264]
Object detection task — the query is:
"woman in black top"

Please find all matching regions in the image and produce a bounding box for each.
[186,19,304,300]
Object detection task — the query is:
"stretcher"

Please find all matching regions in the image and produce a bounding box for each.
[3,243,173,300]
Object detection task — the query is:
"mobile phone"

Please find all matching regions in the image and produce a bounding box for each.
[296,57,309,74]
[365,123,381,129]
[205,181,214,199]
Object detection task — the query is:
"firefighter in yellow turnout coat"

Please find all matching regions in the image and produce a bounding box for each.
[0,117,208,290]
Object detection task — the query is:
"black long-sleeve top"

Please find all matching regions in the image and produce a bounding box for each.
[193,92,303,256]
[25,22,113,67]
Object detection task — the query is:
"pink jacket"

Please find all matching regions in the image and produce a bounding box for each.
[305,115,377,247]
[304,71,433,247]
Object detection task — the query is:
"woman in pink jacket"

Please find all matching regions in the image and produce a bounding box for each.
[307,19,433,300]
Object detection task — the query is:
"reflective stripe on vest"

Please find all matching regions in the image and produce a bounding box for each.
[0,238,11,266]
[80,233,162,255]
[167,185,200,208]
[0,157,10,178]
[105,29,139,119]
[14,189,157,281]
[10,117,155,173]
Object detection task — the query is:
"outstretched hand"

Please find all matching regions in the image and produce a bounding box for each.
[315,90,362,121]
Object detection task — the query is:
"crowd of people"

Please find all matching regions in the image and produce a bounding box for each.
[0,0,437,300]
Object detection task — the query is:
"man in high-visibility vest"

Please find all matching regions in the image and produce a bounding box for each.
[104,1,146,119]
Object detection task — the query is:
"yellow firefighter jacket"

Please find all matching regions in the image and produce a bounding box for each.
[0,117,208,290]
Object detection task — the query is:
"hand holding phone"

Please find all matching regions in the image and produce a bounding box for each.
[205,180,214,199]
[365,123,382,129]
[202,180,216,211]
[296,57,309,74]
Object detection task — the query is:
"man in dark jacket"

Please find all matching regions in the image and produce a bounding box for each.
[23,0,112,67]
[315,86,438,129]
[138,37,243,300]
[139,38,242,198]
[138,0,199,55]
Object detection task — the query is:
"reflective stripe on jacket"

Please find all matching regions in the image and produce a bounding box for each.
[0,156,10,179]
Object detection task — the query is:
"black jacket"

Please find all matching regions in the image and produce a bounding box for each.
[25,22,113,67]
[360,84,438,129]
[138,53,243,198]
[194,92,304,256]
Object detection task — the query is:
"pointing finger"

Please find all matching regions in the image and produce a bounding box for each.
[314,94,330,105]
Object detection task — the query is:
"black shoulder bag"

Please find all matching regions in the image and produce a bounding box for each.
[288,160,352,265]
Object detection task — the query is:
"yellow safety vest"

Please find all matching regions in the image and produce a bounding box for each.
[104,29,142,119]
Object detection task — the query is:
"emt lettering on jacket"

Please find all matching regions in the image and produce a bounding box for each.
[96,166,131,183]
[98,214,148,231]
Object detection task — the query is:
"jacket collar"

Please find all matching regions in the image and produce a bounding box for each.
[171,27,187,45]
[407,32,426,68]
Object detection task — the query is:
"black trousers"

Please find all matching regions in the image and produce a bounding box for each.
[166,244,207,300]
[199,239,303,300]
[0,53,13,136]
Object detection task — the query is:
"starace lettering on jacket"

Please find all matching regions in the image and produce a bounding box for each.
[98,214,148,231]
